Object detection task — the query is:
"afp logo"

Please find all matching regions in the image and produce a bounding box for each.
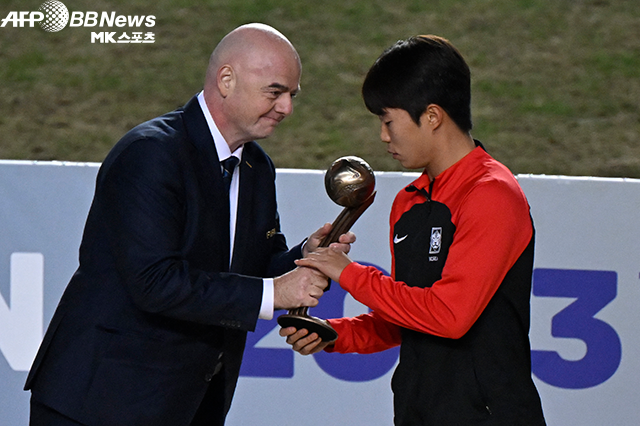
[1,1,156,43]
[1,1,69,33]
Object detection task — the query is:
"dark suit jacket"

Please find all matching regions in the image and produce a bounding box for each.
[25,96,302,426]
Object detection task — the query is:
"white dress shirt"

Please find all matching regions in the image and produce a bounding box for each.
[197,91,274,320]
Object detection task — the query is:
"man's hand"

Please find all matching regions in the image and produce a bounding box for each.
[303,223,356,257]
[273,267,329,310]
[279,326,331,355]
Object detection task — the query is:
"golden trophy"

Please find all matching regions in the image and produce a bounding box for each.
[277,156,376,342]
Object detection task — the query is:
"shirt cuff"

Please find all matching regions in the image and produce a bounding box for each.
[259,278,274,320]
[300,237,309,257]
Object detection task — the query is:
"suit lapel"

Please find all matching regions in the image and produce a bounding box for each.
[182,95,232,270]
[182,95,223,186]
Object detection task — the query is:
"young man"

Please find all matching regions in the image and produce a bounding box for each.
[281,35,546,425]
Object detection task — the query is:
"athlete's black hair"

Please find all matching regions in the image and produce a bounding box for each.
[362,35,472,132]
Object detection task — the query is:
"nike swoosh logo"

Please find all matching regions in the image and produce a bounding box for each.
[394,234,408,244]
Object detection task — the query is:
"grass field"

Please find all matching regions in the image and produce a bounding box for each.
[1,0,639,177]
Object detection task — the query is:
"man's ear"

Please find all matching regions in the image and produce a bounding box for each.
[217,65,235,98]
[422,104,444,129]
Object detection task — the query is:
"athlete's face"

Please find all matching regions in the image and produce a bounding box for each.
[379,108,433,170]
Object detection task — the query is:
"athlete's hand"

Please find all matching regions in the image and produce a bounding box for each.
[295,247,352,283]
[279,326,331,355]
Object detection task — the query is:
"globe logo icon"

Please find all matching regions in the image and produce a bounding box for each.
[38,0,69,32]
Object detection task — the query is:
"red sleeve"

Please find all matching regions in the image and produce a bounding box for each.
[326,310,402,354]
[339,179,532,339]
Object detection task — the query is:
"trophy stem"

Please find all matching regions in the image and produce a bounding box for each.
[290,307,308,316]
[318,192,376,247]
[277,192,376,342]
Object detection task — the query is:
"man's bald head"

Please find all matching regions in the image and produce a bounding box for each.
[205,23,301,89]
[202,24,302,150]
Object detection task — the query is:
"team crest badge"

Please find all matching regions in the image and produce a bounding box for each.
[429,227,442,254]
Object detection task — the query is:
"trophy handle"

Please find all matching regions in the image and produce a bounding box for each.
[277,192,376,342]
[318,191,376,247]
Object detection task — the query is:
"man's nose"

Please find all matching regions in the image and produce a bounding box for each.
[275,93,294,116]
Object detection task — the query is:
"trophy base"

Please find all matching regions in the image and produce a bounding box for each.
[277,313,338,342]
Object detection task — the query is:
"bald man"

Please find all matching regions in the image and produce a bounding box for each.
[24,24,354,426]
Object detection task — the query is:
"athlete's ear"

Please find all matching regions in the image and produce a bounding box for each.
[422,104,444,129]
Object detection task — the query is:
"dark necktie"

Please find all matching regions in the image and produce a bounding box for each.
[221,156,239,192]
